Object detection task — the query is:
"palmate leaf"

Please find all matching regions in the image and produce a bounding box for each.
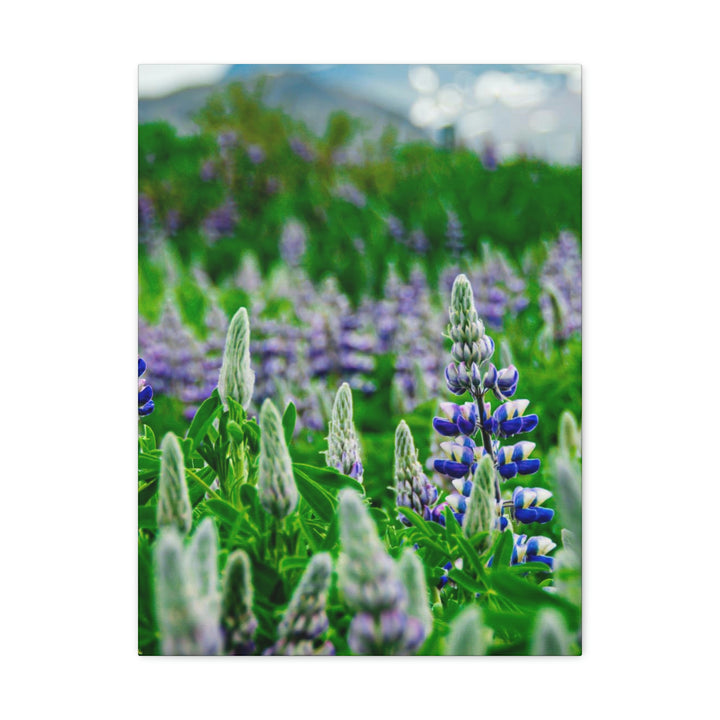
[292,463,362,492]
[294,469,337,523]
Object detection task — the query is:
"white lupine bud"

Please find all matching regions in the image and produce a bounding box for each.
[397,550,433,639]
[326,383,363,482]
[530,608,574,655]
[221,550,258,655]
[218,306,255,411]
[267,553,334,656]
[445,606,488,656]
[463,455,496,548]
[154,521,222,656]
[559,410,581,459]
[257,399,298,519]
[157,432,192,535]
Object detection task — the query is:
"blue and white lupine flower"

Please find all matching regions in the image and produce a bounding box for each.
[138,357,154,417]
[511,534,557,568]
[430,274,556,570]
[512,486,554,524]
[326,382,363,482]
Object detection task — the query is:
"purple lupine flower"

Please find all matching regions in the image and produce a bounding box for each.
[200,160,217,182]
[203,198,238,242]
[217,131,238,151]
[289,136,315,162]
[445,210,465,255]
[138,194,155,235]
[539,231,582,341]
[279,219,307,267]
[246,144,265,165]
[139,301,207,418]
[335,182,366,208]
[409,229,430,254]
[386,215,405,243]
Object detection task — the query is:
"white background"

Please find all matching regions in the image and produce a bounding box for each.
[1,2,717,718]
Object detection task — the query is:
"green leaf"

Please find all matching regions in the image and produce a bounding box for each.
[491,530,514,569]
[292,463,361,492]
[448,569,484,594]
[138,505,157,530]
[279,556,310,573]
[242,419,261,454]
[138,480,158,505]
[185,389,221,449]
[282,401,297,445]
[294,469,337,522]
[508,562,554,575]
[204,498,241,528]
[227,420,245,445]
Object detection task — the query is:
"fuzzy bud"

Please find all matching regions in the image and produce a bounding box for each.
[397,550,433,639]
[463,456,496,547]
[395,420,439,522]
[221,550,258,655]
[218,306,255,411]
[444,606,488,656]
[154,522,222,656]
[326,383,363,482]
[530,608,574,655]
[258,399,299,519]
[266,553,335,656]
[157,432,192,535]
[338,490,425,655]
[559,410,581,459]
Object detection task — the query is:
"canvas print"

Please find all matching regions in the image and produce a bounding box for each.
[138,64,582,656]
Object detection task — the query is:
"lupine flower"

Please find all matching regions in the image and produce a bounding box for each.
[512,486,554,524]
[218,306,255,412]
[326,383,363,482]
[279,219,307,268]
[138,194,155,235]
[432,274,555,570]
[445,210,465,255]
[138,357,154,417]
[334,182,366,208]
[246,144,265,165]
[157,432,192,535]
[154,519,222,656]
[386,215,405,243]
[395,420,440,524]
[408,229,429,254]
[257,398,298,519]
[265,553,335,656]
[289,136,315,162]
[397,549,433,638]
[221,549,258,655]
[444,606,488,656]
[539,231,582,341]
[203,197,238,242]
[338,490,425,655]
[511,533,556,568]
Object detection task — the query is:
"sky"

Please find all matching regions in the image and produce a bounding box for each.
[139,65,229,98]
